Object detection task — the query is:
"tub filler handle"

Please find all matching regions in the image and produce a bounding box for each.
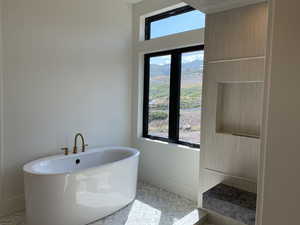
[61,147,69,156]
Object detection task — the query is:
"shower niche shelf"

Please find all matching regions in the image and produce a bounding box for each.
[216,81,263,139]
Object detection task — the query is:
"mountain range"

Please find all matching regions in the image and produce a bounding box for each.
[150,59,203,76]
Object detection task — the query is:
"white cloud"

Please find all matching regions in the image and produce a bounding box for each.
[150,55,171,65]
[150,51,204,65]
[182,52,204,63]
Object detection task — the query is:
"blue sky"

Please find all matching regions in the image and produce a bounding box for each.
[151,10,205,39]
[150,10,205,65]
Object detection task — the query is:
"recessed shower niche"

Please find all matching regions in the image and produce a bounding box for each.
[200,58,265,184]
[216,81,264,138]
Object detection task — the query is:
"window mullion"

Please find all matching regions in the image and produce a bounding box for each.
[143,55,150,137]
[168,52,182,142]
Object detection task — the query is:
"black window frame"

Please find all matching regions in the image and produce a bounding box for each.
[143,45,204,149]
[145,5,196,40]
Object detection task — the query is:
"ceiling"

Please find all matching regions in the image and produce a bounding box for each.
[122,0,143,3]
[122,0,267,12]
[184,0,266,13]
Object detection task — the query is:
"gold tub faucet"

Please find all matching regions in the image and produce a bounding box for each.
[73,133,88,154]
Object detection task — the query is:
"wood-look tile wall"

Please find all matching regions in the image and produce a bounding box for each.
[205,3,268,61]
[199,2,268,203]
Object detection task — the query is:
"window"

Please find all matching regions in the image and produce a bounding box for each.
[145,6,205,40]
[143,46,204,148]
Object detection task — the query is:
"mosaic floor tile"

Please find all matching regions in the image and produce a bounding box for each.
[0,181,204,225]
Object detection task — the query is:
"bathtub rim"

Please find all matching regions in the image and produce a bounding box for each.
[23,146,140,176]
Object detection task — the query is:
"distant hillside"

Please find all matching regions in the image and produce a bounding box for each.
[150,59,203,76]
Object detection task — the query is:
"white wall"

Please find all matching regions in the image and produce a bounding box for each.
[257,0,300,225]
[0,0,132,216]
[132,0,204,201]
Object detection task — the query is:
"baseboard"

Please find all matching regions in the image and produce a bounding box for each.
[0,195,25,217]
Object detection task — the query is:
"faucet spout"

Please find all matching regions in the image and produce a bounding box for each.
[73,133,87,154]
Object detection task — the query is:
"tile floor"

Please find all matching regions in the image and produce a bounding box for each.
[0,181,209,225]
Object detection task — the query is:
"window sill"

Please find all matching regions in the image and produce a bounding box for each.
[138,137,200,152]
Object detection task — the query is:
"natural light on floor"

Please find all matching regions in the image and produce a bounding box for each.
[125,200,202,225]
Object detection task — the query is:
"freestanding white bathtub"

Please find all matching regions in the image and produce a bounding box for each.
[23,146,139,225]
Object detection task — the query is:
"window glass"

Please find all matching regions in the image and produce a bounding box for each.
[179,50,204,145]
[143,46,203,148]
[148,55,171,138]
[148,9,205,39]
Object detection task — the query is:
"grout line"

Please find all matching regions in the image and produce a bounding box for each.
[206,56,265,64]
